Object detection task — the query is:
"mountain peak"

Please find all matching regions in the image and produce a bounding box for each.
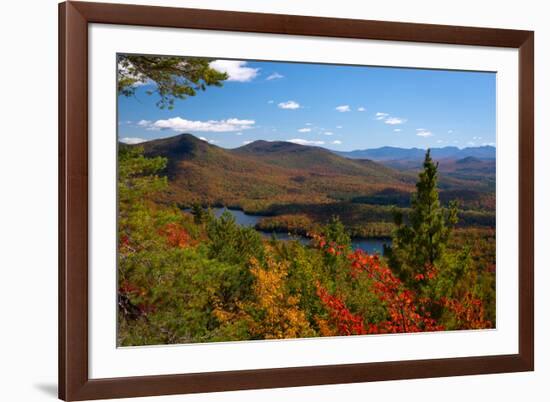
[140,133,218,164]
[236,140,311,154]
[146,132,206,147]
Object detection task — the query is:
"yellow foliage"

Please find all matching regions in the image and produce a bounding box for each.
[315,317,338,337]
[214,248,314,340]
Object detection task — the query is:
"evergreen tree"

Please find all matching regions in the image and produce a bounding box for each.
[118,55,228,109]
[386,150,458,288]
[191,203,209,225]
[322,216,352,250]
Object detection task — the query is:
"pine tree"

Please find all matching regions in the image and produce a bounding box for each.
[322,216,352,250]
[386,150,458,288]
[118,55,228,109]
[191,203,210,225]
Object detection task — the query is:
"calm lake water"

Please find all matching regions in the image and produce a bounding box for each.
[210,208,389,255]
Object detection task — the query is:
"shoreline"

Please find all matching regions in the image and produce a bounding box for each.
[182,205,393,242]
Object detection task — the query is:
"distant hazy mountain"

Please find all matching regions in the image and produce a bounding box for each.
[336,146,496,162]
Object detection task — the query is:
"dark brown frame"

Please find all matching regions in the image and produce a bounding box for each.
[59,1,534,400]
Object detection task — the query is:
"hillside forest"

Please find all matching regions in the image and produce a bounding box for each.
[117,54,496,346]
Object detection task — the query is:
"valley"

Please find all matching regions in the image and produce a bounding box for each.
[132,133,496,240]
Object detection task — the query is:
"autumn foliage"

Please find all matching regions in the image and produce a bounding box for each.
[313,233,490,336]
[158,222,191,248]
[117,147,495,346]
[214,253,314,340]
[315,285,368,336]
[442,294,492,330]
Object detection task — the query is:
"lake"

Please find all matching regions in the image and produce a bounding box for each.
[209,207,390,255]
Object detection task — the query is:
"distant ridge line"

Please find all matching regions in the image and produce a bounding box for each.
[120,133,496,161]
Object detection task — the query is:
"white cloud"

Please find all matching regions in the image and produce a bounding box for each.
[139,117,255,132]
[323,131,334,136]
[243,140,253,145]
[336,125,343,129]
[472,136,483,140]
[305,122,313,126]
[278,100,301,110]
[266,72,284,80]
[448,129,454,134]
[374,112,406,125]
[236,132,243,136]
[482,142,496,146]
[288,138,325,146]
[357,107,366,112]
[298,128,312,133]
[437,139,444,144]
[467,141,476,146]
[393,128,402,132]
[137,119,152,127]
[209,60,259,82]
[199,136,219,144]
[416,129,433,137]
[267,100,274,104]
[335,105,351,112]
[120,137,147,144]
[332,140,342,145]
[384,117,407,125]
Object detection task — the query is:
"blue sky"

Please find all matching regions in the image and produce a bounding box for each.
[118,58,496,151]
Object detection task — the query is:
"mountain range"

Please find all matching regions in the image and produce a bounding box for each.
[126,134,495,216]
[135,134,416,211]
[335,145,495,162]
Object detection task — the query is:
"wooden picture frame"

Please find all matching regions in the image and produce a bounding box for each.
[59,1,534,400]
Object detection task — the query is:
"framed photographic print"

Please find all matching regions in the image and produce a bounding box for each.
[59,1,534,400]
